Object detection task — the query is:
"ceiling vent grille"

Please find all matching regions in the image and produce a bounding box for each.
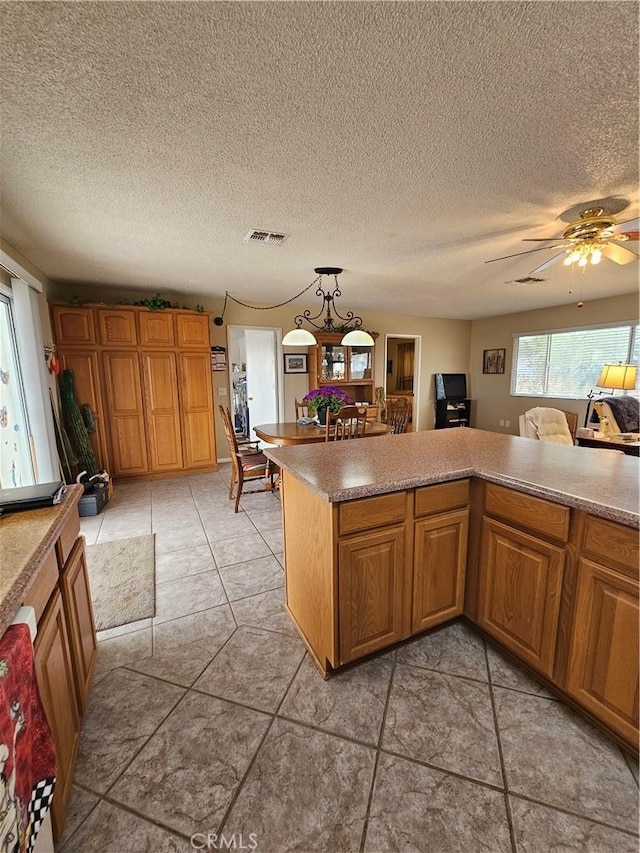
[244,229,289,246]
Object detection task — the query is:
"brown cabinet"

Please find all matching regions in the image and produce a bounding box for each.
[51,303,217,479]
[566,517,639,748]
[308,332,376,405]
[103,351,149,475]
[477,518,564,677]
[142,352,183,471]
[34,590,80,839]
[339,526,406,664]
[23,491,97,842]
[413,509,468,633]
[59,538,97,714]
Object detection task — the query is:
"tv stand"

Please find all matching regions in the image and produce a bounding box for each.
[435,399,471,429]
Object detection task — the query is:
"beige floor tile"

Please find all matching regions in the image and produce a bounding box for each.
[396,620,488,681]
[195,625,305,712]
[74,669,185,793]
[58,785,100,847]
[218,555,283,601]
[59,800,188,853]
[155,545,216,584]
[94,626,153,677]
[211,532,272,567]
[495,687,639,831]
[280,653,394,745]
[509,796,639,852]
[109,691,271,836]
[224,718,376,852]
[486,642,555,698]
[154,569,227,624]
[382,664,503,786]
[230,587,298,636]
[365,752,512,852]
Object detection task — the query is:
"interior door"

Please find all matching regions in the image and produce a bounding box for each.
[243,328,282,442]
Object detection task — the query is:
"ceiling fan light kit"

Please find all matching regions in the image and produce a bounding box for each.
[486,207,639,281]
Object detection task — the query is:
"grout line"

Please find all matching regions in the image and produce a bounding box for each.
[506,790,640,839]
[215,651,308,837]
[359,651,398,853]
[483,638,518,853]
[621,747,640,789]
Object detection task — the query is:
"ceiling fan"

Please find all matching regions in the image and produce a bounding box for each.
[486,207,639,275]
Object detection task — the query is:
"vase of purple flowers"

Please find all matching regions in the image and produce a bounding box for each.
[302,386,351,425]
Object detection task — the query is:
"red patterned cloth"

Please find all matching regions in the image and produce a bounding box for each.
[0,622,56,853]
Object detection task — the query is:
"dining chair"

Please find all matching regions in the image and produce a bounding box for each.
[218,406,276,511]
[385,396,410,434]
[295,398,310,420]
[326,405,367,441]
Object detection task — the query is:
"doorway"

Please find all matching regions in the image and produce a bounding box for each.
[227,326,284,445]
[384,334,421,431]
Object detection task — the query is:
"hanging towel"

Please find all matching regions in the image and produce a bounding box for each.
[0,623,56,853]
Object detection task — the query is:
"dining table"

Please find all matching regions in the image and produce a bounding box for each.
[253,420,393,446]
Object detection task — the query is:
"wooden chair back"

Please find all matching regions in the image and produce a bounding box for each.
[385,396,410,434]
[295,399,310,420]
[326,406,367,441]
[218,405,275,511]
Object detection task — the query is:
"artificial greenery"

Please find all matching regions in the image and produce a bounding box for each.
[67,293,205,312]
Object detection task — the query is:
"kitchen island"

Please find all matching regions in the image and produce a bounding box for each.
[265,428,639,751]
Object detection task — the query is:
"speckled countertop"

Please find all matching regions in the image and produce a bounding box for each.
[0,485,83,636]
[265,428,639,528]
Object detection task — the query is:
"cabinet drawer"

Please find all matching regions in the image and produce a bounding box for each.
[415,479,469,518]
[582,516,639,578]
[97,309,138,346]
[23,547,59,621]
[56,512,80,567]
[484,483,570,542]
[338,491,407,536]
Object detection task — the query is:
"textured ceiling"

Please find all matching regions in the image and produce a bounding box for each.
[1,1,638,319]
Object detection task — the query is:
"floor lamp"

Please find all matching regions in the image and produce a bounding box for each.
[584,363,638,428]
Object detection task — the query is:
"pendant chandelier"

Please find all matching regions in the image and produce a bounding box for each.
[281,267,374,347]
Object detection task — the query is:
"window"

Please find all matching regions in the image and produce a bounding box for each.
[0,290,36,487]
[511,323,639,398]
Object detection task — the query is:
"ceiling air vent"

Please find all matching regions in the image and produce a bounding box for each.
[244,229,289,246]
[510,276,546,286]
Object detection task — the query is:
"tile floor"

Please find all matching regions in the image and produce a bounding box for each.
[59,469,639,852]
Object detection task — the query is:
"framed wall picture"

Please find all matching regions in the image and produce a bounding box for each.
[284,353,308,374]
[483,348,506,375]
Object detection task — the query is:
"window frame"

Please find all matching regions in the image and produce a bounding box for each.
[510,320,639,400]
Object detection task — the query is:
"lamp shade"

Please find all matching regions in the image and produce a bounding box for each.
[596,363,637,391]
[340,329,375,346]
[282,328,317,346]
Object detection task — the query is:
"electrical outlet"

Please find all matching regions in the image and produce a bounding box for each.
[499,419,505,427]
[218,387,227,396]
[505,419,510,428]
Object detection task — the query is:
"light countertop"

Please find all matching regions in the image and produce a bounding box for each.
[265,428,639,528]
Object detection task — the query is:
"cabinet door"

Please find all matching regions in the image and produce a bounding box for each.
[566,559,639,748]
[178,352,216,468]
[477,518,564,676]
[339,526,405,664]
[139,311,175,347]
[34,589,80,841]
[97,308,137,346]
[58,349,109,471]
[60,538,97,714]
[102,352,149,475]
[51,305,96,345]
[413,509,468,633]
[176,313,210,348]
[142,352,183,471]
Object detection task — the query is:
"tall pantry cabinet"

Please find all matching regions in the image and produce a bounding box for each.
[51,304,217,479]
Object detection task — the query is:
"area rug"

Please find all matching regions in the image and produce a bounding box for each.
[85,534,156,631]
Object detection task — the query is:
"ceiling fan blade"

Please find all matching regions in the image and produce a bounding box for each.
[611,231,640,242]
[521,238,565,242]
[528,252,567,275]
[485,244,569,264]
[612,217,639,234]
[602,242,639,265]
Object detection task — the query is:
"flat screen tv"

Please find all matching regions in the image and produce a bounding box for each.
[435,373,467,401]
